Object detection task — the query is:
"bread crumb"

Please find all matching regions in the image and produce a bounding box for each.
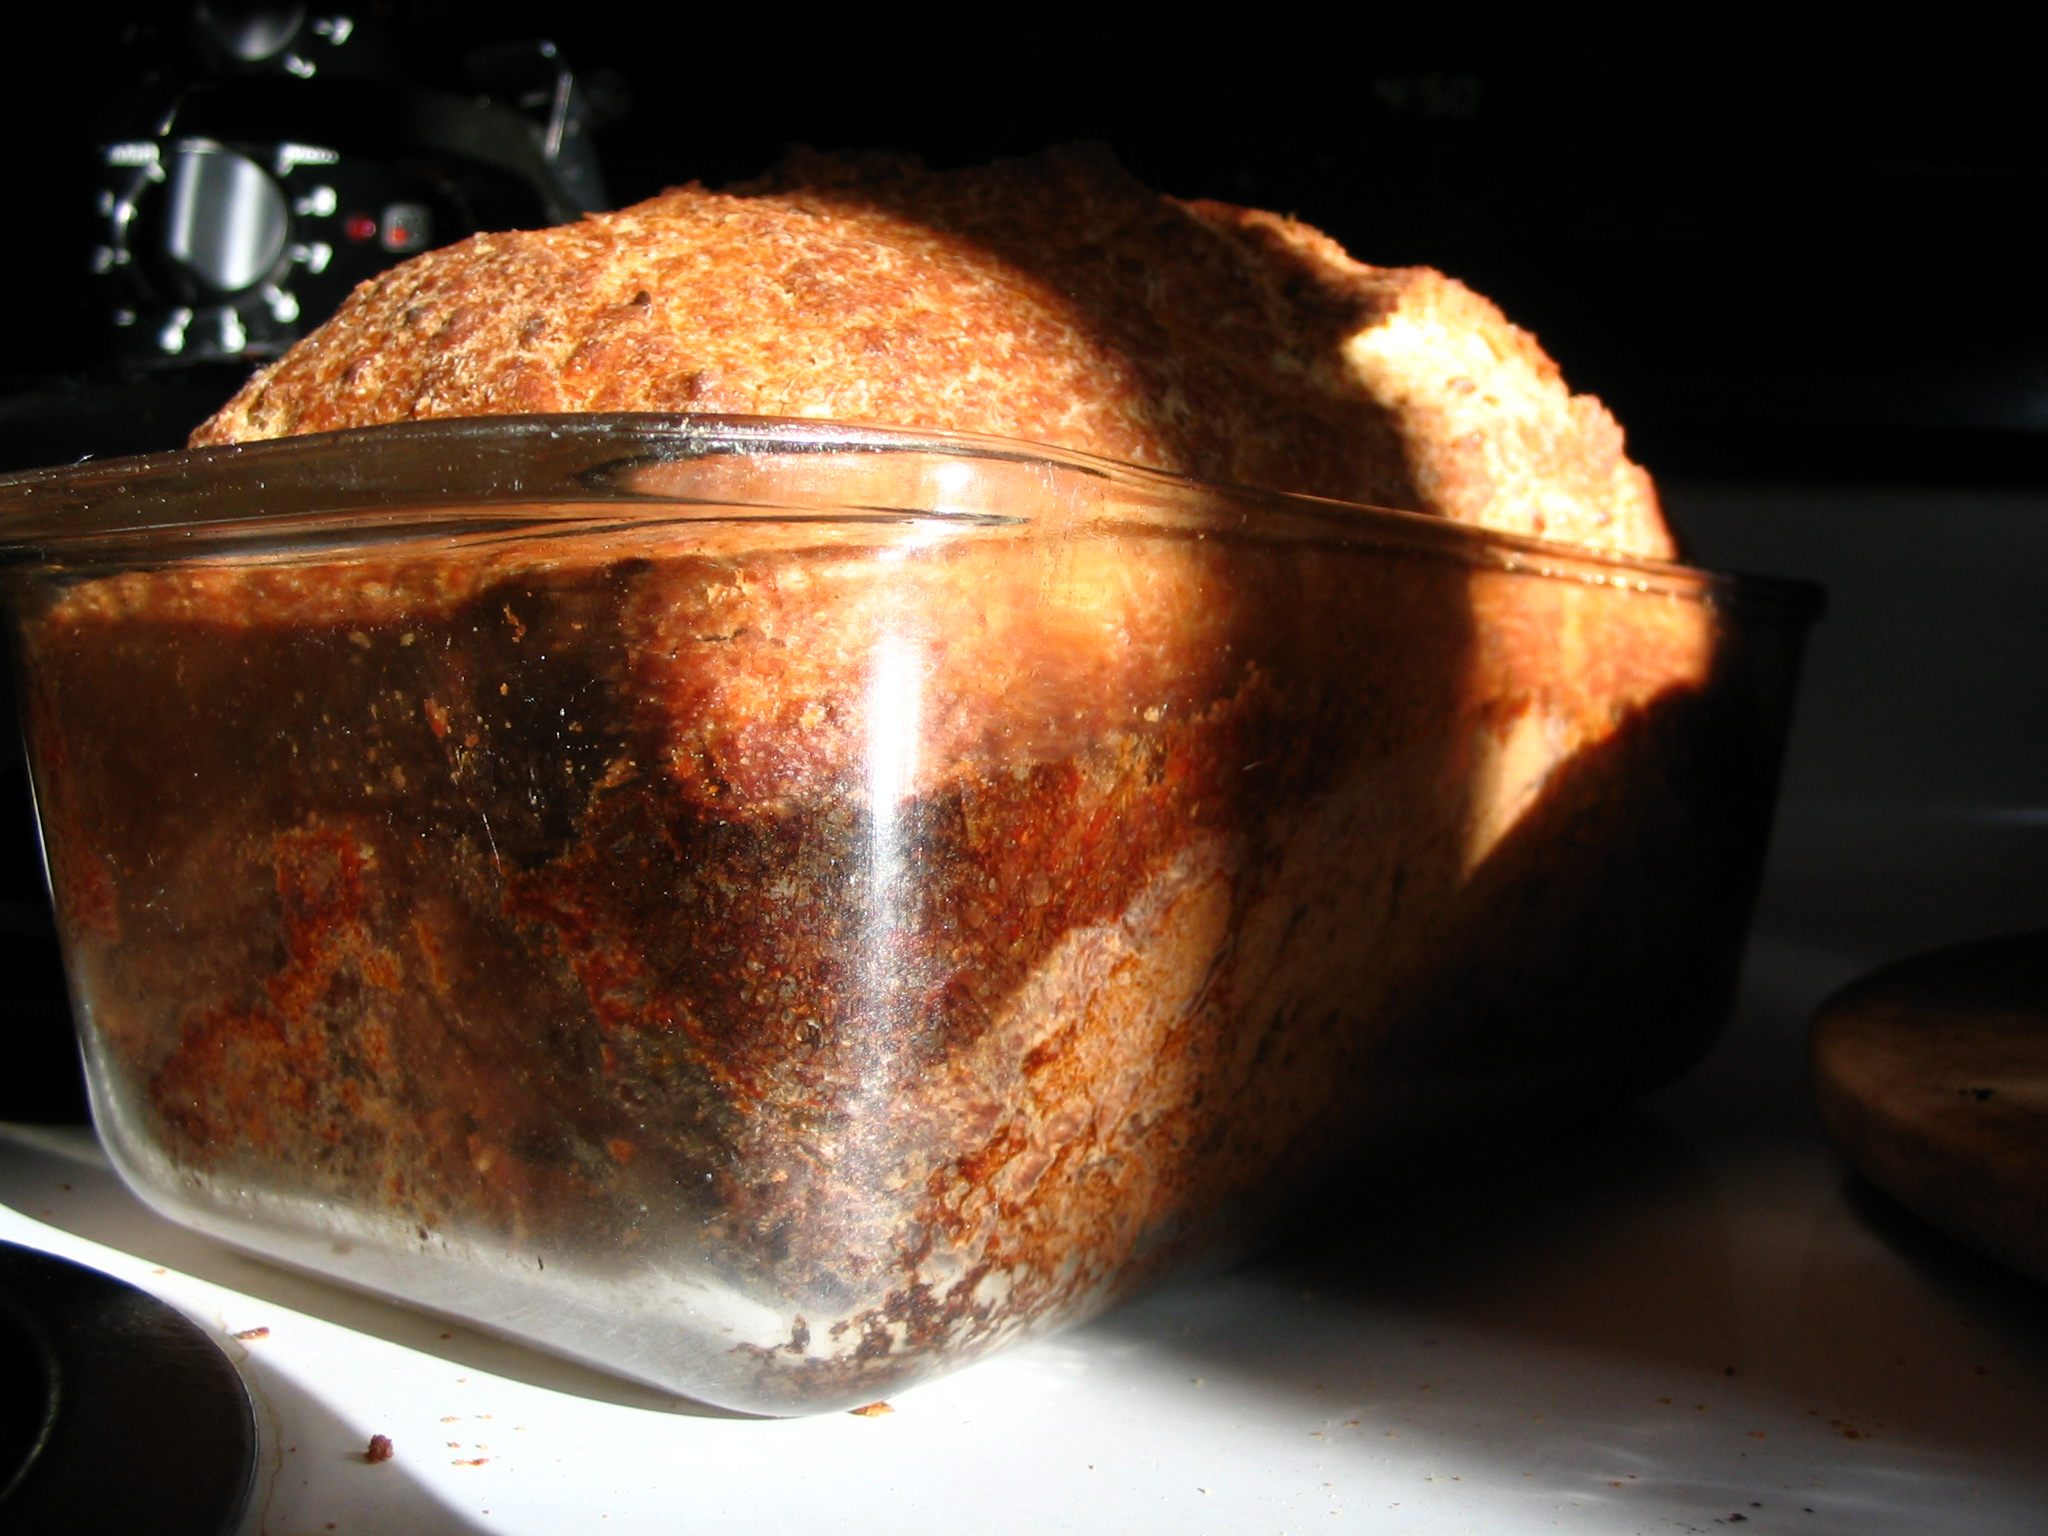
[849,1401,894,1417]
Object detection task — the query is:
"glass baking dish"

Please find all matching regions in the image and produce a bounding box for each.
[0,416,1817,1415]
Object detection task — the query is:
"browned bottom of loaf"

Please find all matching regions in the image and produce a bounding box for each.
[24,518,1760,1406]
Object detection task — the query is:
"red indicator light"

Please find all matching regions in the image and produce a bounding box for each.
[381,203,431,252]
[344,214,378,242]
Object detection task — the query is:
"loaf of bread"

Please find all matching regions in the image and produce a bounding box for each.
[21,150,1766,1415]
[192,145,1673,560]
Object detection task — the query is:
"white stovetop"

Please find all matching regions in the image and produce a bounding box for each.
[6,481,2047,1533]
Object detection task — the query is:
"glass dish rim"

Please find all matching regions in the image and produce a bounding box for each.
[0,413,1822,618]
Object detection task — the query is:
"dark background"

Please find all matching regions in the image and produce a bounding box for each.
[0,10,2043,1119]
[2,11,2044,477]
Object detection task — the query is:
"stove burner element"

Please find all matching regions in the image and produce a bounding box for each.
[0,1242,255,1534]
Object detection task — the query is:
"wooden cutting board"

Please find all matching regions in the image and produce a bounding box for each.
[1812,930,2048,1285]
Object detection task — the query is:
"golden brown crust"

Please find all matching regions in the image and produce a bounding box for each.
[192,147,1674,560]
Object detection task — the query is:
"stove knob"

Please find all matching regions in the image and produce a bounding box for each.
[151,141,291,303]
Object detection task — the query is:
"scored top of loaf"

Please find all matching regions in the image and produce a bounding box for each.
[191,145,1673,560]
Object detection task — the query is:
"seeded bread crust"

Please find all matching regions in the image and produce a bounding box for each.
[191,146,1673,560]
